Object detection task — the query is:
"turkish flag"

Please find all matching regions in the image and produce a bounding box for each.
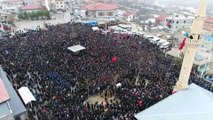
[179,37,186,50]
[137,100,143,106]
[111,56,118,63]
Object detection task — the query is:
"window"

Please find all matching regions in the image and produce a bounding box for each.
[176,21,179,24]
[61,2,62,4]
[61,5,63,8]
[108,12,113,16]
[98,12,104,16]
[184,21,186,23]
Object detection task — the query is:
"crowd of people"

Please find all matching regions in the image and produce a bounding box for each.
[0,22,211,120]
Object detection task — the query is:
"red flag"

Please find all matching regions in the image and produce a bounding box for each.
[179,37,186,50]
[137,99,143,106]
[111,56,118,63]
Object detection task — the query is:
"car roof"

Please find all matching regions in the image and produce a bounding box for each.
[157,39,167,43]
[152,37,160,41]
[161,42,170,46]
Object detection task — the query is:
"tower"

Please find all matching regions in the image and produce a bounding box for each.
[173,0,207,92]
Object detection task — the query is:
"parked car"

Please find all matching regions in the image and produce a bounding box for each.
[149,37,160,44]
[156,39,168,46]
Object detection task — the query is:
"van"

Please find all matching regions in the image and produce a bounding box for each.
[144,35,154,40]
[160,42,170,48]
[149,37,160,44]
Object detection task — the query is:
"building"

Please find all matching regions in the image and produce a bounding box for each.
[55,0,65,10]
[0,11,15,24]
[155,15,168,25]
[0,0,23,13]
[203,17,213,32]
[20,4,45,13]
[122,11,134,22]
[0,67,26,120]
[165,14,194,33]
[86,3,118,20]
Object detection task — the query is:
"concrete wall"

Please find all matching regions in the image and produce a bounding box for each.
[87,10,118,19]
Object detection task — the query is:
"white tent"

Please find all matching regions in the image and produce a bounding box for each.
[134,83,213,120]
[92,27,99,31]
[18,87,36,105]
[116,83,122,88]
[67,45,86,53]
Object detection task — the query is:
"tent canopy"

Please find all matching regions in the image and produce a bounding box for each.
[92,27,99,31]
[134,83,213,120]
[68,45,86,53]
[18,87,36,105]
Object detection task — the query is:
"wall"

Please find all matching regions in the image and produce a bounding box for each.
[126,15,134,22]
[165,17,194,33]
[55,1,65,10]
[87,10,117,20]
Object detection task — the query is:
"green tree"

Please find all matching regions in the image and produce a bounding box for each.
[18,13,24,19]
[23,12,28,19]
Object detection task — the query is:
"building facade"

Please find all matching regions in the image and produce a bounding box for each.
[86,3,118,20]
[20,4,45,13]
[55,0,65,10]
[165,15,194,33]
[122,12,134,22]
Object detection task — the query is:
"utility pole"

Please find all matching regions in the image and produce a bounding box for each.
[173,0,207,92]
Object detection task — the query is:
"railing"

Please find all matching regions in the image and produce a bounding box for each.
[186,39,201,45]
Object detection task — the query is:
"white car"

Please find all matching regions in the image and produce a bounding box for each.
[160,42,170,48]
[156,39,168,46]
[144,35,154,40]
[149,37,160,44]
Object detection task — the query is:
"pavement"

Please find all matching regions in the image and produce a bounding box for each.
[14,12,72,31]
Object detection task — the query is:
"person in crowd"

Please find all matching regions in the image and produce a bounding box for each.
[0,22,212,120]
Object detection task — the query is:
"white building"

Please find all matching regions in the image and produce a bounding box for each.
[85,3,118,20]
[165,15,194,33]
[55,0,65,10]
[122,12,134,22]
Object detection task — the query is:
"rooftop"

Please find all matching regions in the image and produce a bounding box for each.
[203,17,213,32]
[123,12,133,17]
[86,3,118,11]
[156,15,168,22]
[0,79,10,104]
[20,4,43,11]
[167,15,194,20]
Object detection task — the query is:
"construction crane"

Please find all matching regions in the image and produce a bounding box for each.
[173,0,207,92]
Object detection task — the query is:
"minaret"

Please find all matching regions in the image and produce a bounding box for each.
[173,0,207,92]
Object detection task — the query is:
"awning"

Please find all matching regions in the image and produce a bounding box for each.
[18,87,36,105]
[67,45,86,53]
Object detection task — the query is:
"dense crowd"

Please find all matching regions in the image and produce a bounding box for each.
[0,22,211,120]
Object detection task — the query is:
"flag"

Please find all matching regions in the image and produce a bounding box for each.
[111,56,118,63]
[137,99,143,106]
[3,23,12,31]
[179,37,186,50]
[0,22,3,31]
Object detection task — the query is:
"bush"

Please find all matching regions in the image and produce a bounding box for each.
[18,10,50,20]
